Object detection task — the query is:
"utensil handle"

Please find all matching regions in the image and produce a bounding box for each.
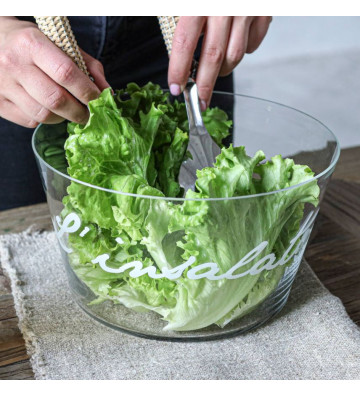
[157,16,198,80]
[157,16,180,56]
[34,16,90,76]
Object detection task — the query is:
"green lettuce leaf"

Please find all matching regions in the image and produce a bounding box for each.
[61,82,319,332]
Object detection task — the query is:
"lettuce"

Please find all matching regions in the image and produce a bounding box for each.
[62,83,319,331]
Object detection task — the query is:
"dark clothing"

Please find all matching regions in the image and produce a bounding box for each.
[0,17,233,211]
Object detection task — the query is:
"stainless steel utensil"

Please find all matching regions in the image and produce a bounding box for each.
[158,16,221,192]
[178,77,221,191]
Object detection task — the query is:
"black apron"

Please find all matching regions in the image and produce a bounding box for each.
[0,17,233,210]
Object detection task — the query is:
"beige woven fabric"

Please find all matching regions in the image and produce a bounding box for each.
[34,16,89,75]
[158,16,180,55]
[1,230,360,380]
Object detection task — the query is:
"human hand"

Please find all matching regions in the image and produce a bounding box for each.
[168,16,272,109]
[0,17,110,128]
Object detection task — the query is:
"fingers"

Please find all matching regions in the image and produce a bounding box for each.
[166,16,272,111]
[0,21,110,129]
[31,32,102,105]
[219,16,253,77]
[6,83,64,124]
[0,96,39,128]
[17,65,89,124]
[81,50,111,92]
[247,16,272,53]
[196,17,233,109]
[168,16,206,95]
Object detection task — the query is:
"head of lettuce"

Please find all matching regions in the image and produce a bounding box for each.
[59,83,319,331]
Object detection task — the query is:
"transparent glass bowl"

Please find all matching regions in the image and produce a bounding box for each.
[32,92,340,341]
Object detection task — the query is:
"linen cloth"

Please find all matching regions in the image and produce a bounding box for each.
[1,230,360,380]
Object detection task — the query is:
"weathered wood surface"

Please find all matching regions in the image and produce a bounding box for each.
[0,146,359,379]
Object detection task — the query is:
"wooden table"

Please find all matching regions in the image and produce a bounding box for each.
[1,146,360,380]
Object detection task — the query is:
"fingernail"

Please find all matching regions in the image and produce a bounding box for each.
[79,111,89,125]
[80,118,88,125]
[200,100,207,111]
[103,83,112,92]
[170,83,181,96]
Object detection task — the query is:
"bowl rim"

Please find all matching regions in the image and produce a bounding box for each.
[32,90,341,202]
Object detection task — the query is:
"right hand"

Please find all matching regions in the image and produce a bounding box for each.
[0,17,110,128]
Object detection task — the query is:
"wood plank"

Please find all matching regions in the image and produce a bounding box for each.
[0,345,29,367]
[0,204,49,379]
[0,295,17,321]
[333,146,360,183]
[0,360,34,380]
[0,315,30,367]
[320,179,360,237]
[0,296,29,363]
[0,296,34,375]
[0,275,11,297]
[306,213,360,326]
[0,202,51,236]
[306,177,360,326]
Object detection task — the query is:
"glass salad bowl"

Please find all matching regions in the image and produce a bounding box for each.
[32,87,340,341]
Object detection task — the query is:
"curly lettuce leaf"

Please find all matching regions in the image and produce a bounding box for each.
[61,82,319,332]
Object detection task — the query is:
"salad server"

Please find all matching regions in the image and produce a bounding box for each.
[158,16,221,192]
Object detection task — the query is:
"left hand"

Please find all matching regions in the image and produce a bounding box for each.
[168,16,272,110]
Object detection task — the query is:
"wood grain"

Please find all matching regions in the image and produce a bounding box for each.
[0,203,52,236]
[332,146,360,183]
[305,213,360,325]
[0,146,359,380]
[0,361,34,380]
[320,179,360,236]
[0,205,52,379]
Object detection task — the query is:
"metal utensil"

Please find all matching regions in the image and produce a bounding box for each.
[178,77,221,191]
[158,17,221,192]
